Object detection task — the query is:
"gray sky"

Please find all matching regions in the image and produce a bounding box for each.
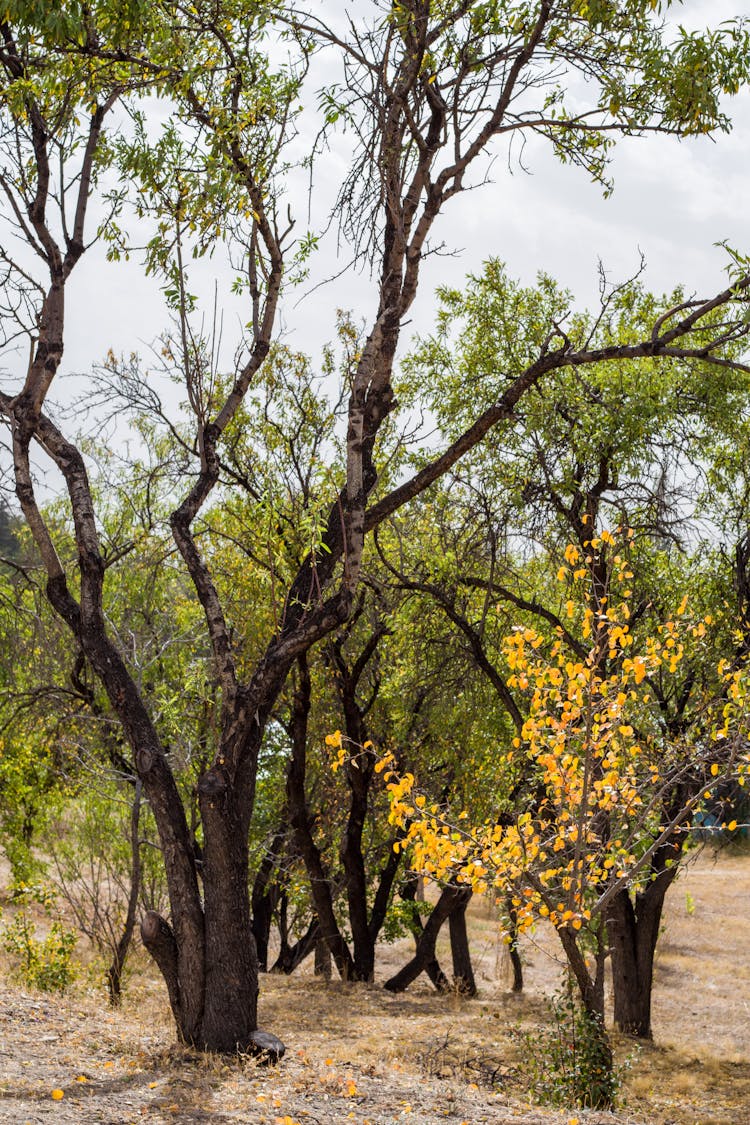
[64,131,750,395]
[3,0,750,415]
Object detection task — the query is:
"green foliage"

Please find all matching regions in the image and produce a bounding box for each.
[520,984,622,1109]
[1,884,77,993]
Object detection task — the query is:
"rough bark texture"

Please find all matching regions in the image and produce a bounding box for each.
[314,934,332,979]
[330,621,402,981]
[141,911,183,1035]
[286,657,357,981]
[607,866,678,1038]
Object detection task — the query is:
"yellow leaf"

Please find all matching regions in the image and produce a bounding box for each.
[728,820,738,831]
[710,763,719,776]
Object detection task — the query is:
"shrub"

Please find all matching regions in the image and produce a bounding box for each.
[520,984,621,1109]
[1,883,77,992]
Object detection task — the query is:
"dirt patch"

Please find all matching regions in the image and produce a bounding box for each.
[0,849,748,1125]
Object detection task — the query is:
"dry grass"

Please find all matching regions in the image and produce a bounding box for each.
[0,848,748,1124]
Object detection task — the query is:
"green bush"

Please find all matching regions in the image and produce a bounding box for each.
[520,985,620,1109]
[1,883,77,992]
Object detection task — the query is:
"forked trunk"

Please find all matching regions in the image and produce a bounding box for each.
[384,883,471,993]
[398,871,449,992]
[141,734,284,1060]
[607,866,677,1038]
[141,792,276,1055]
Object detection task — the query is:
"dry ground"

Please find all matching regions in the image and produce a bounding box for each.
[0,849,748,1125]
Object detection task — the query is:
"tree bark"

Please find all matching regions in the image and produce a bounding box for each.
[270,910,320,974]
[251,827,286,971]
[331,621,391,981]
[506,897,524,993]
[607,864,678,1038]
[106,780,142,1006]
[286,657,357,980]
[398,871,450,991]
[314,932,332,979]
[449,894,477,996]
[384,884,470,993]
[196,761,259,1053]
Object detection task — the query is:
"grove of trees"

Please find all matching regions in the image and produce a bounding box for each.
[1,0,750,1103]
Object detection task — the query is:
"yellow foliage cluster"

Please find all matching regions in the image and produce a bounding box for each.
[374,536,750,939]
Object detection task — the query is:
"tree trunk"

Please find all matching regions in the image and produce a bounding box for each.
[449,894,477,996]
[195,763,259,1052]
[270,910,320,974]
[339,763,376,981]
[286,657,356,980]
[397,871,449,991]
[106,780,142,1006]
[333,627,381,982]
[556,921,607,1022]
[314,933,332,979]
[384,884,470,993]
[506,897,524,993]
[607,864,678,1038]
[138,721,284,1060]
[251,827,286,972]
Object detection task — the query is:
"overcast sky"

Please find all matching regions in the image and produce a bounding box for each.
[2,0,749,417]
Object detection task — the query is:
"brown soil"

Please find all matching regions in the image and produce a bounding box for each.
[0,848,748,1125]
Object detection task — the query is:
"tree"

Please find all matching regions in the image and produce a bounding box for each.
[386,259,750,1035]
[386,542,750,1105]
[2,0,750,1054]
